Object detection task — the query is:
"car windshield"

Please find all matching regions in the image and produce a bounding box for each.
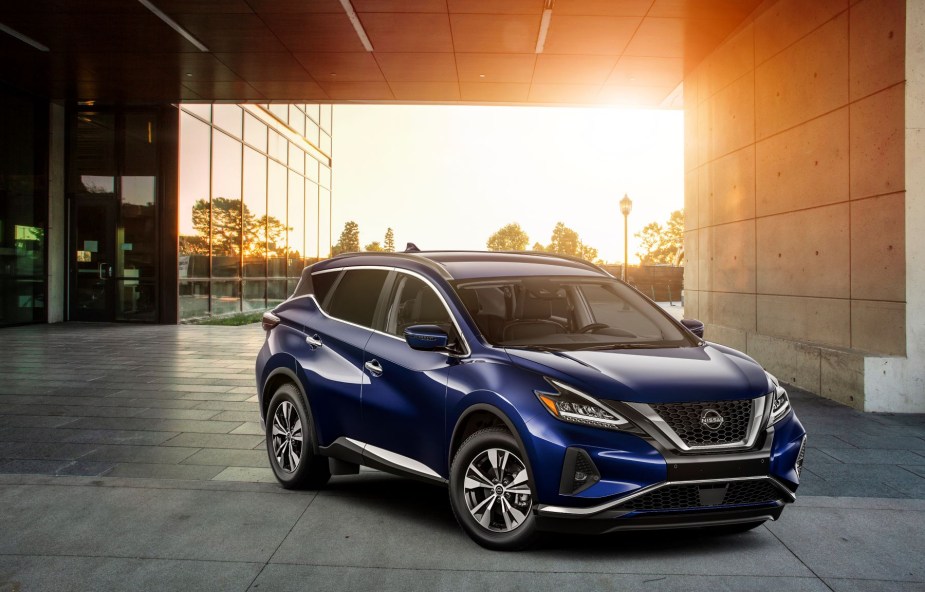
[451,275,694,351]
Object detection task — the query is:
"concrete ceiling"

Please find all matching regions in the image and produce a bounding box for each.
[0,0,761,107]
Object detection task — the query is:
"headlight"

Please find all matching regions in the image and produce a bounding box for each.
[534,379,630,431]
[767,372,791,425]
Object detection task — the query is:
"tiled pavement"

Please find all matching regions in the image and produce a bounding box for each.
[0,323,924,591]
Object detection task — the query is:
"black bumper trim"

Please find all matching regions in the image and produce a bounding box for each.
[535,505,784,535]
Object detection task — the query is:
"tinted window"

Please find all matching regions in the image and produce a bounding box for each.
[384,274,453,337]
[312,271,339,306]
[326,269,389,328]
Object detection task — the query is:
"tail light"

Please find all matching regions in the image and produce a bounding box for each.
[262,312,281,331]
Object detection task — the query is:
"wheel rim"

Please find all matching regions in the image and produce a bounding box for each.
[463,448,533,533]
[271,400,303,473]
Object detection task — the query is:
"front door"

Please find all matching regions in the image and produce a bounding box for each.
[72,196,118,321]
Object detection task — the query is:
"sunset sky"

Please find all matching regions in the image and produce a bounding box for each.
[332,104,683,264]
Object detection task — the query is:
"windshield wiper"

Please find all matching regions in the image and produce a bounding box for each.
[502,345,562,352]
[575,343,669,351]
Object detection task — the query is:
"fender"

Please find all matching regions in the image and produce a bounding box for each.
[261,360,321,455]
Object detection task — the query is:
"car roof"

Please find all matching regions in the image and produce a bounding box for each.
[311,250,610,281]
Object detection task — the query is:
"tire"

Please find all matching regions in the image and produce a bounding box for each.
[448,427,538,550]
[265,382,330,490]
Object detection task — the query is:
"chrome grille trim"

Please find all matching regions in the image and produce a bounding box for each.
[626,395,768,453]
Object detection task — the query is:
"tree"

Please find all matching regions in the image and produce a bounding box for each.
[547,222,580,256]
[634,209,684,265]
[179,197,288,257]
[578,242,599,263]
[332,221,360,255]
[384,228,395,253]
[487,223,530,251]
[365,241,384,252]
[531,242,545,252]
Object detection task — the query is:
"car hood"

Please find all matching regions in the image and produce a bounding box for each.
[504,343,771,403]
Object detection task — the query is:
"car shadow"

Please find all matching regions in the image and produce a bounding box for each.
[316,470,776,555]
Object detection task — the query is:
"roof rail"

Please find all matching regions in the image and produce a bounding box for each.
[320,251,452,279]
[499,250,612,276]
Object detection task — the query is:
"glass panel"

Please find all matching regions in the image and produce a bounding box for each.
[326,269,389,328]
[211,129,242,278]
[320,104,332,133]
[306,104,320,124]
[305,154,319,183]
[319,187,331,259]
[116,279,156,322]
[73,198,115,321]
[288,104,304,137]
[385,274,452,337]
[305,118,320,147]
[213,105,243,139]
[268,129,286,164]
[71,112,116,197]
[0,88,46,326]
[268,103,288,123]
[120,112,158,289]
[243,146,267,278]
[178,112,211,278]
[267,160,287,277]
[180,104,211,120]
[287,171,304,277]
[244,113,267,152]
[243,280,266,311]
[304,180,319,261]
[179,280,209,319]
[321,132,331,156]
[210,280,241,315]
[267,279,287,307]
[320,164,331,189]
[288,141,304,174]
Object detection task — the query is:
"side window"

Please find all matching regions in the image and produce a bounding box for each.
[311,270,340,308]
[385,274,453,338]
[325,269,389,328]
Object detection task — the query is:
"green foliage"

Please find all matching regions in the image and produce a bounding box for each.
[180,197,289,257]
[487,222,530,251]
[332,221,360,255]
[365,241,384,252]
[544,222,601,263]
[531,242,546,252]
[635,209,684,265]
[384,228,395,252]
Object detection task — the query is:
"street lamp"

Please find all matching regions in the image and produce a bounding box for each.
[619,193,632,281]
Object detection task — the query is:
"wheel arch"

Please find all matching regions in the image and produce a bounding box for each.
[261,364,319,455]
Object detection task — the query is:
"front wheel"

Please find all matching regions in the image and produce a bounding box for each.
[265,383,330,490]
[448,427,538,550]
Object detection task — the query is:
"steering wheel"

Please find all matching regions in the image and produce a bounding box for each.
[578,323,609,333]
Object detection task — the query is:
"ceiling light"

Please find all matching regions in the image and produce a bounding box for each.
[535,0,553,54]
[338,0,374,52]
[0,23,49,52]
[137,0,210,52]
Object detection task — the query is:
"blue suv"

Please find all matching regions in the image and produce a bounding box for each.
[256,251,806,550]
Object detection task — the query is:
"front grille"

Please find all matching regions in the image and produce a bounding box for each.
[618,479,783,512]
[651,399,753,447]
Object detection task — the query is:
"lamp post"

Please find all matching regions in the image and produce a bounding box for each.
[619,193,632,282]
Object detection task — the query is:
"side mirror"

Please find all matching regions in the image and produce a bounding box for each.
[681,318,705,339]
[404,325,450,351]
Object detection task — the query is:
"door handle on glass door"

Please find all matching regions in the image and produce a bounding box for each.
[364,359,383,376]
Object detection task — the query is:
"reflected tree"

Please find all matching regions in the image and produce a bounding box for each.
[179,197,289,257]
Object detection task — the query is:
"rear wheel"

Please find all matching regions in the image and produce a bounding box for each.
[266,383,330,490]
[449,427,538,550]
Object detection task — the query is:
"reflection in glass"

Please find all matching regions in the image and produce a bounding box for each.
[179,280,209,318]
[213,105,243,139]
[211,129,242,278]
[305,181,319,260]
[211,281,241,315]
[72,112,115,196]
[244,113,267,152]
[319,187,332,259]
[243,280,266,311]
[288,171,304,277]
[179,113,211,278]
[268,129,286,164]
[268,279,287,307]
[267,160,288,278]
[243,147,268,278]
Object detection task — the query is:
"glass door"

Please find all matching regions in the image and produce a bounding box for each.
[72,196,117,321]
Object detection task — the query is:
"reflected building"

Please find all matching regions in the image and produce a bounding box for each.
[0,82,333,327]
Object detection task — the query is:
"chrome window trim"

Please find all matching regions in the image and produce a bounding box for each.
[304,265,472,358]
[536,475,793,517]
[625,395,767,453]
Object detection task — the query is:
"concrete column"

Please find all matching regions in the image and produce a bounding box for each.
[864,0,925,412]
[46,102,65,323]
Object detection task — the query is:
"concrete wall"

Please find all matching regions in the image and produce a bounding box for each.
[683,0,920,411]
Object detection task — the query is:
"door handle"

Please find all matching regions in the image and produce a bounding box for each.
[364,359,383,376]
[305,334,323,348]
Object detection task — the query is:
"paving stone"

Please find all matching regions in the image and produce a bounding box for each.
[0,458,72,475]
[162,433,264,450]
[230,422,264,435]
[0,414,79,428]
[0,441,98,461]
[212,467,277,483]
[80,444,201,464]
[133,408,221,420]
[820,448,925,465]
[105,462,226,480]
[180,448,269,468]
[57,460,116,476]
[210,411,262,423]
[64,429,180,446]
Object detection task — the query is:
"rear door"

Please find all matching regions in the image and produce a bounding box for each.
[286,268,390,447]
[360,271,459,477]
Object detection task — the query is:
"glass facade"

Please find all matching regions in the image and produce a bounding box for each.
[178,104,332,320]
[0,86,48,327]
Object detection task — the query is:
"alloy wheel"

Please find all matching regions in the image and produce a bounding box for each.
[463,448,533,532]
[272,400,303,472]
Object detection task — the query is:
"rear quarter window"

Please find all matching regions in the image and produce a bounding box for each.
[311,270,340,308]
